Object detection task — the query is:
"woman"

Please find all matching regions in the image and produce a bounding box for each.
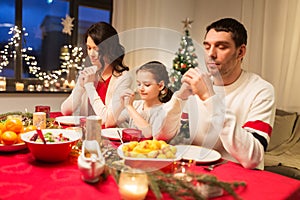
[61,22,133,125]
[106,61,184,140]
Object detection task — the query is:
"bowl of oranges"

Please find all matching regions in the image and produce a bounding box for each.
[0,115,37,152]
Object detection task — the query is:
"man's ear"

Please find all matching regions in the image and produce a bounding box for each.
[237,44,246,59]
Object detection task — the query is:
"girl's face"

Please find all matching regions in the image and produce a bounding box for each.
[86,36,101,67]
[136,71,164,103]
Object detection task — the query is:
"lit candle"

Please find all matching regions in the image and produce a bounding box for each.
[63,80,68,89]
[36,84,43,91]
[69,80,76,89]
[118,169,148,200]
[173,160,194,182]
[55,82,61,89]
[0,77,6,91]
[44,80,50,88]
[27,84,35,91]
[15,82,24,91]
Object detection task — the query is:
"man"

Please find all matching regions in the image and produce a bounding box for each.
[177,18,275,169]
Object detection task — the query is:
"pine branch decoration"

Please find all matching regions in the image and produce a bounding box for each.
[148,171,246,200]
[109,159,246,200]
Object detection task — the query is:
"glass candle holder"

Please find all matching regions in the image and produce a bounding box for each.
[27,84,35,91]
[0,76,6,91]
[173,160,195,182]
[122,128,142,143]
[35,105,51,118]
[36,84,43,91]
[118,168,148,200]
[15,82,24,91]
[33,112,46,129]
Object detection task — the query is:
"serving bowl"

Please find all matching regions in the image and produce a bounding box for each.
[21,129,81,162]
[117,142,182,172]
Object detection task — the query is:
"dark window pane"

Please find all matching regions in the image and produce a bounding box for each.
[23,0,69,78]
[78,6,110,48]
[0,1,16,78]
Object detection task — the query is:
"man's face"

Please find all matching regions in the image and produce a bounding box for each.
[203,29,242,78]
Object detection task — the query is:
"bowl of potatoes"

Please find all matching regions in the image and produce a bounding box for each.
[117,139,182,172]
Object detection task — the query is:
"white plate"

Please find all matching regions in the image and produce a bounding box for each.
[117,142,182,171]
[0,143,27,152]
[55,116,84,126]
[101,128,124,141]
[176,145,221,163]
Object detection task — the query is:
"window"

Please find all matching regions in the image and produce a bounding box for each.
[0,0,112,91]
[0,1,15,78]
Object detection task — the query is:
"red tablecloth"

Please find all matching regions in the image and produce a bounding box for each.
[1,148,300,200]
[1,112,299,199]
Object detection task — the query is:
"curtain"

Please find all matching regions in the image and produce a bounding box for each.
[113,0,300,112]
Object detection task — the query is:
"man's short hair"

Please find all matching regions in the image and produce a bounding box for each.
[206,18,247,47]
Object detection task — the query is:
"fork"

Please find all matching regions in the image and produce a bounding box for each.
[203,160,227,171]
[117,129,124,144]
[57,121,63,129]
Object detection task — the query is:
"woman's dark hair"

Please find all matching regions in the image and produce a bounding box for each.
[205,18,247,47]
[137,61,173,103]
[84,22,129,76]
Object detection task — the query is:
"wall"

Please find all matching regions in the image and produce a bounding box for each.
[0,93,68,114]
[113,0,300,113]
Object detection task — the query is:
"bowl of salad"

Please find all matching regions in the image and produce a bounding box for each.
[21,129,81,162]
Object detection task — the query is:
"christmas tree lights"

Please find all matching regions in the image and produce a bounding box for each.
[169,18,198,92]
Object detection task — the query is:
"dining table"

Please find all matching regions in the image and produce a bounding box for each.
[0,112,300,200]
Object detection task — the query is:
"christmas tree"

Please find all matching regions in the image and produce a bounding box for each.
[168,18,198,144]
[169,18,198,92]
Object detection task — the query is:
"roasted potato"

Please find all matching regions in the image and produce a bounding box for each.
[122,140,177,159]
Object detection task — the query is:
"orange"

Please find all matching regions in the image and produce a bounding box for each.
[23,125,37,133]
[5,118,24,133]
[1,131,18,145]
[17,132,25,143]
[0,122,6,133]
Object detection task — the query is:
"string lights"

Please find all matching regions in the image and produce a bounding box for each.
[0,25,85,87]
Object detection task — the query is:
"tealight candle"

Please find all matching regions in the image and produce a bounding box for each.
[55,82,61,89]
[36,85,43,91]
[15,82,24,91]
[27,84,35,91]
[118,169,148,200]
[0,76,6,91]
[63,80,68,89]
[173,160,195,182]
[69,80,76,89]
[44,80,50,89]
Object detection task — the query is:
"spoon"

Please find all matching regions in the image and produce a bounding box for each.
[36,128,46,144]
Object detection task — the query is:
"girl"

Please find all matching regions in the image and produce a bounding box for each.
[106,61,184,140]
